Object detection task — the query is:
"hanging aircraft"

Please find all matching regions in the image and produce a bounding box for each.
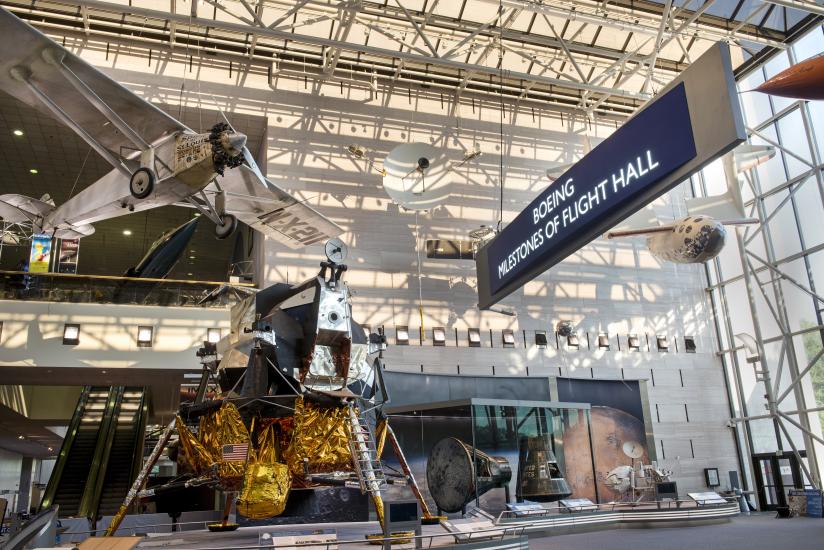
[605,144,773,264]
[124,218,200,279]
[755,54,824,101]
[0,8,341,248]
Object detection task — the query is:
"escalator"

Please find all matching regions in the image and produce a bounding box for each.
[41,386,147,520]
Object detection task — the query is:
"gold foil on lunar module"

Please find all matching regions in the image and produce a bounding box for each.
[237,424,292,519]
[283,397,352,475]
[175,403,252,488]
[199,402,252,485]
[175,416,213,474]
[237,422,292,519]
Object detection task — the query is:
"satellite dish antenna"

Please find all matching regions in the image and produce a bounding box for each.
[383,142,453,210]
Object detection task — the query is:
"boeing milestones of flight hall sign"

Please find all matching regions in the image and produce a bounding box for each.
[475,43,747,309]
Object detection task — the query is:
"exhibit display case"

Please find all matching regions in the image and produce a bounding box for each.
[384,398,594,513]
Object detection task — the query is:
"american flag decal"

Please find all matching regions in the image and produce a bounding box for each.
[222,443,249,461]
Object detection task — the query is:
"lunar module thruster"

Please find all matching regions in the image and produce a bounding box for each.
[106,239,434,536]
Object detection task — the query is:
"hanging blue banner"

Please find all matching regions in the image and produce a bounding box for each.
[479,83,697,301]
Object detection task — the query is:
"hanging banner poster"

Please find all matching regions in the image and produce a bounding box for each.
[29,234,53,273]
[57,238,80,274]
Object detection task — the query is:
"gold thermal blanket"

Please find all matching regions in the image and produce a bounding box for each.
[175,416,213,474]
[199,402,251,482]
[282,397,352,475]
[236,423,291,522]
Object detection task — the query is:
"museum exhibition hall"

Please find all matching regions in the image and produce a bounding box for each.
[0,0,822,548]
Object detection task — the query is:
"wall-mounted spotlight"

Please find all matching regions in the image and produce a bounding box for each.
[628,334,641,351]
[207,328,222,344]
[535,330,548,348]
[63,323,80,346]
[684,336,697,353]
[137,326,154,347]
[468,328,482,348]
[598,334,610,350]
[656,335,669,352]
[347,144,366,158]
[433,327,446,346]
[566,333,580,349]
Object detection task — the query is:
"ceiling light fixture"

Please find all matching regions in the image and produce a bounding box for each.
[13,129,23,136]
[189,255,196,260]
[122,229,132,236]
[29,168,38,174]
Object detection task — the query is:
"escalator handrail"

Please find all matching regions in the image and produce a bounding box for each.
[40,386,92,510]
[79,386,124,520]
[128,387,149,485]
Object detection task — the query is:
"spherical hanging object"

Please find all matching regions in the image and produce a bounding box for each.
[382,142,453,210]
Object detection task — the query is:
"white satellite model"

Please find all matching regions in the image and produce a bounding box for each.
[605,144,774,264]
[347,142,481,211]
[0,8,341,248]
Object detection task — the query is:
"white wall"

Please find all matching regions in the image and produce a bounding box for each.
[0,300,229,370]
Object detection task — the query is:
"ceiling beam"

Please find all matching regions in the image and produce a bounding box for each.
[763,0,824,17]
[10,0,651,100]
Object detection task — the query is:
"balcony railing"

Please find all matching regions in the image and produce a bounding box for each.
[0,270,254,308]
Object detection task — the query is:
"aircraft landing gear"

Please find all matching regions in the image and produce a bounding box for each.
[214,214,237,239]
[129,168,156,199]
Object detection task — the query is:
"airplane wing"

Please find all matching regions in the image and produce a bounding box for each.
[0,7,187,156]
[605,225,675,239]
[214,149,344,249]
[0,195,53,224]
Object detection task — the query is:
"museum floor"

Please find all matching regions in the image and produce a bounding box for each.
[530,513,824,549]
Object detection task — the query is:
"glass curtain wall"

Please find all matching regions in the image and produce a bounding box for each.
[693,26,824,507]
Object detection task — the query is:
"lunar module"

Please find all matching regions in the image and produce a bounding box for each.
[105,239,432,535]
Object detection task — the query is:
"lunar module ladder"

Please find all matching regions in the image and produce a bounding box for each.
[346,405,386,495]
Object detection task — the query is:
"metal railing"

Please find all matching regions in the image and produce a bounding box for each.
[494,497,739,521]
[59,519,528,548]
[0,270,253,308]
[56,498,741,547]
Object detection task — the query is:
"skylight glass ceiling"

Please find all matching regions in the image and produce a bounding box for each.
[1,0,820,118]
